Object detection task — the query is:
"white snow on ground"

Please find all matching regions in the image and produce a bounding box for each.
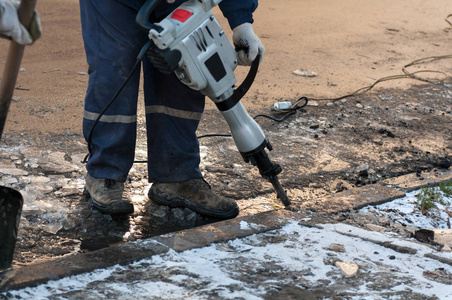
[239,220,264,230]
[360,189,452,229]
[3,189,452,299]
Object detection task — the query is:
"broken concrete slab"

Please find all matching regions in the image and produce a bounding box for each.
[382,169,452,192]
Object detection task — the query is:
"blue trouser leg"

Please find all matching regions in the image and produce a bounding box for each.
[80,0,204,183]
[80,0,143,182]
[143,60,205,183]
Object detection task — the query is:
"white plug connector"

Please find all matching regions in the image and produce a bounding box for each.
[273,101,293,111]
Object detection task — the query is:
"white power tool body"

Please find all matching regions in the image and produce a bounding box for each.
[137,0,290,206]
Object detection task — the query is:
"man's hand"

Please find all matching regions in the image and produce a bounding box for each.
[0,0,42,45]
[167,0,175,3]
[232,23,265,66]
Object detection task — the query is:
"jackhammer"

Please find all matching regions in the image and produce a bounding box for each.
[136,0,291,206]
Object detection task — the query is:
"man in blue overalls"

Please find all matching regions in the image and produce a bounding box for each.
[80,0,265,218]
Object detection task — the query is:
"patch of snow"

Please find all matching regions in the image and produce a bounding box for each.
[4,188,452,299]
[6,219,452,299]
[239,220,262,230]
[360,189,452,229]
[239,220,251,230]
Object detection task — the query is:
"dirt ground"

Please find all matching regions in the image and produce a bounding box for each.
[1,0,452,265]
[2,0,452,134]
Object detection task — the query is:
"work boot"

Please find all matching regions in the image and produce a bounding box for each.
[148,179,239,219]
[84,174,134,215]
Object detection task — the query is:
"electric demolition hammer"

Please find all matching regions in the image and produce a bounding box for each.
[136,0,291,206]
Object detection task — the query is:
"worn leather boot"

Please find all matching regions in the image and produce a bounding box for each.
[148,179,239,219]
[84,174,134,215]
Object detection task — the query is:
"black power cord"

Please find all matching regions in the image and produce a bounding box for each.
[199,52,452,139]
[306,14,452,103]
[85,13,452,160]
[82,41,153,164]
[197,97,309,140]
[84,51,452,160]
[255,96,309,121]
[306,54,452,104]
[446,14,452,27]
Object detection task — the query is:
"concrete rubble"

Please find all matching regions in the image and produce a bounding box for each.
[0,143,451,298]
[0,142,452,299]
[1,210,451,299]
[0,144,215,268]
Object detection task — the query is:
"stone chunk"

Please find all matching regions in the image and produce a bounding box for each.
[365,223,386,232]
[328,244,345,253]
[335,261,359,277]
[415,228,452,247]
[292,69,317,77]
[0,162,28,176]
[28,176,51,184]
[38,152,80,174]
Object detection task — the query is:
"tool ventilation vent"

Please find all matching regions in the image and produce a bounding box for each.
[190,28,209,52]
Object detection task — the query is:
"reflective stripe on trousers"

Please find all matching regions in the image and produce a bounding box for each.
[80,0,205,183]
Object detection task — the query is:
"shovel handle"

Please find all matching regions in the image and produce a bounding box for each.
[0,0,38,140]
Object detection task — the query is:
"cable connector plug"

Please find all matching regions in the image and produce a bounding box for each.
[272,101,293,111]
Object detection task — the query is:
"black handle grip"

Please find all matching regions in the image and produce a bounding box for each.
[136,0,163,30]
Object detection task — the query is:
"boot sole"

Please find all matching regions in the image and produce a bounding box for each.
[84,188,134,216]
[148,188,239,219]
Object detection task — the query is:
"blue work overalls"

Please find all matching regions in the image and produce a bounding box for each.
[79,0,257,183]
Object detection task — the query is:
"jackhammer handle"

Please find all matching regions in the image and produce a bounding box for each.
[0,0,38,141]
[136,0,164,30]
[215,53,260,111]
